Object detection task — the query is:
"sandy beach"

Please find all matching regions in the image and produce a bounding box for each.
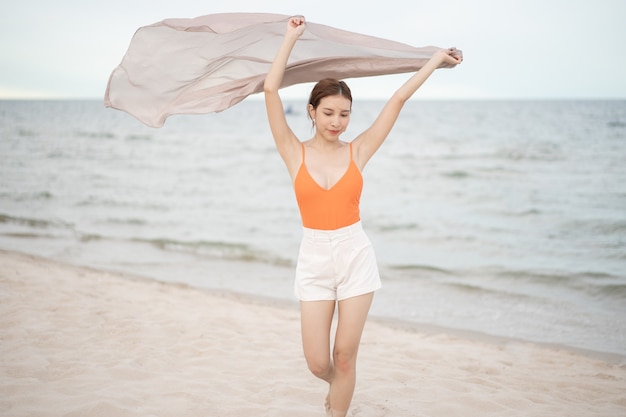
[1,249,624,417]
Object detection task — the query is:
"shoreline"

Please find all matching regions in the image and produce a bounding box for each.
[4,248,625,365]
[2,249,625,416]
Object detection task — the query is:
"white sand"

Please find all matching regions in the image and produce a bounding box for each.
[1,249,625,416]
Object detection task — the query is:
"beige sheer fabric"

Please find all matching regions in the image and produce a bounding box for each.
[105,13,461,127]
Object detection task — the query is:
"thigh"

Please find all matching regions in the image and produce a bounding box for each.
[335,292,374,355]
[300,300,336,360]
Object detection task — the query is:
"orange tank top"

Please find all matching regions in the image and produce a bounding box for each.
[294,142,362,230]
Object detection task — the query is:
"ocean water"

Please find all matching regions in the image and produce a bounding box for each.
[1,98,625,357]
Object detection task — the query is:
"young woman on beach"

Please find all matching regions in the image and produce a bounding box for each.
[264,16,462,416]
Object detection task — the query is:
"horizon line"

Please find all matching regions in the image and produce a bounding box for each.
[1,96,625,102]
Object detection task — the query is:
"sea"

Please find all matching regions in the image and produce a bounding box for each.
[1,98,625,358]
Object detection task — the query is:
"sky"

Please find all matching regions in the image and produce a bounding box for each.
[0,0,625,100]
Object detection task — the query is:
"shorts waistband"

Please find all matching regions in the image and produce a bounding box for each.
[302,221,363,241]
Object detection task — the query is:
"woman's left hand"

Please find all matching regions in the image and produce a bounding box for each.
[434,48,463,65]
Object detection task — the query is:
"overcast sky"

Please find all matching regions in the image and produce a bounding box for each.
[1,0,625,100]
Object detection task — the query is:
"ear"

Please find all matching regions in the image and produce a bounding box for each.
[307,104,315,121]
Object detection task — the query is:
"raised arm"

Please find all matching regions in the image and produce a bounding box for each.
[353,48,462,169]
[264,16,306,177]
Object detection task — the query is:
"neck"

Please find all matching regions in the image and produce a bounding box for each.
[310,134,342,151]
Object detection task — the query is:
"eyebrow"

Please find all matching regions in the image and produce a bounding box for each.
[321,107,351,113]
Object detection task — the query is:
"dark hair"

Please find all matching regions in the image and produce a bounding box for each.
[307,78,352,120]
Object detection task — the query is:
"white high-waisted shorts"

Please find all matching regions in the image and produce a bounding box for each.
[294,221,381,301]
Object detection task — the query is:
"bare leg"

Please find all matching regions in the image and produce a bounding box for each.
[300,300,336,384]
[328,292,374,417]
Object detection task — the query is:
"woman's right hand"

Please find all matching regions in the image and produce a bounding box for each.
[286,15,306,38]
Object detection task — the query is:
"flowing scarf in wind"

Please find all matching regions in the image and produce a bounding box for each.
[104,13,461,127]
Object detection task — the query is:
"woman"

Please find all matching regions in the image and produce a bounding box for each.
[264,16,461,417]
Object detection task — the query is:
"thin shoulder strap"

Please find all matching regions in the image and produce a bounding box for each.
[301,142,305,160]
[349,141,353,160]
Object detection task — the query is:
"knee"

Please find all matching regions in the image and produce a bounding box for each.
[306,356,332,379]
[333,348,356,374]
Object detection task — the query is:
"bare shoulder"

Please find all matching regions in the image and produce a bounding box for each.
[350,134,372,170]
[282,137,304,180]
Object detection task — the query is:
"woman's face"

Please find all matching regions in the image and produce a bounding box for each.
[310,95,351,140]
